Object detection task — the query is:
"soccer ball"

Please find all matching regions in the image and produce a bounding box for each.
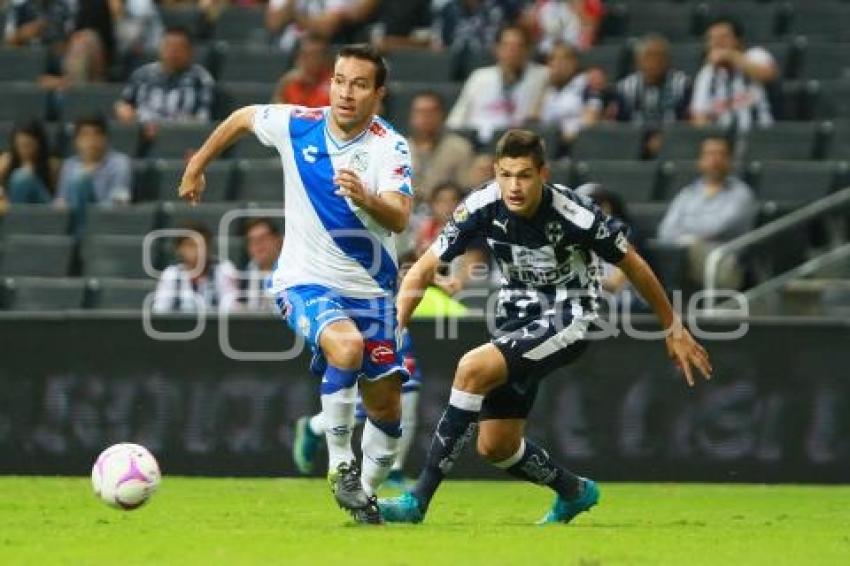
[91,443,161,509]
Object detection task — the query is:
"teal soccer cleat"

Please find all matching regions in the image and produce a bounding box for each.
[378,491,425,523]
[537,478,600,525]
[292,416,322,474]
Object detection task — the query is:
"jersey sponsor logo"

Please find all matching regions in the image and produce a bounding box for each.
[366,339,396,365]
[545,221,563,244]
[369,121,388,137]
[302,144,318,163]
[492,218,509,233]
[292,106,323,120]
[499,244,584,286]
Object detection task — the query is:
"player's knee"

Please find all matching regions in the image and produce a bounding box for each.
[454,352,502,394]
[476,435,517,463]
[365,394,401,422]
[325,333,364,369]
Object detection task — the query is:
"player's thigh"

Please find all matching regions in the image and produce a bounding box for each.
[453,343,509,394]
[477,418,526,462]
[359,372,402,422]
[319,319,365,369]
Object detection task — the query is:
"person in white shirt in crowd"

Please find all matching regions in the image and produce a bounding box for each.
[446,24,548,143]
[533,41,602,148]
[691,17,778,133]
[241,217,284,312]
[153,221,239,313]
[264,0,377,53]
[658,136,758,289]
[523,0,582,54]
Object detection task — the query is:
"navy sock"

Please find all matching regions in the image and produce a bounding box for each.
[497,439,581,501]
[411,403,479,510]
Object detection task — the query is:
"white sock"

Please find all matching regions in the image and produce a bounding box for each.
[360,419,400,497]
[321,386,357,471]
[308,412,325,436]
[391,390,419,473]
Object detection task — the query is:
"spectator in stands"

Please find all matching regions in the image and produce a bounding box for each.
[617,34,691,157]
[2,0,73,47]
[532,42,603,151]
[407,90,474,200]
[0,120,59,205]
[265,0,377,53]
[523,0,582,53]
[55,115,132,231]
[691,17,777,133]
[465,153,496,187]
[113,0,164,56]
[114,26,215,129]
[432,0,522,69]
[272,33,332,107]
[242,217,284,312]
[447,25,548,143]
[658,136,758,289]
[415,181,465,256]
[153,221,239,313]
[370,0,432,51]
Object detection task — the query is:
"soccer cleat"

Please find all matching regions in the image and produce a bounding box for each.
[349,495,384,525]
[384,469,411,490]
[328,460,370,512]
[292,416,322,474]
[378,491,425,524]
[537,478,600,525]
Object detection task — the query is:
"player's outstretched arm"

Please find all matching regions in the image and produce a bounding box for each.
[617,246,713,386]
[397,249,440,330]
[178,106,257,204]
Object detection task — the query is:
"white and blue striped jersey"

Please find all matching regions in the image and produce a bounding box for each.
[252,104,413,298]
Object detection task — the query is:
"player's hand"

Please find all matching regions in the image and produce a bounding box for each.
[665,322,712,387]
[334,168,370,207]
[178,166,206,205]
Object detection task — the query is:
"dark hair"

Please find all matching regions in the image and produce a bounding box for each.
[175,220,212,247]
[702,134,734,154]
[431,181,464,203]
[74,113,108,136]
[707,16,744,39]
[3,119,53,190]
[335,43,388,88]
[243,217,282,237]
[496,24,530,46]
[164,25,194,43]
[494,129,546,169]
[412,89,446,112]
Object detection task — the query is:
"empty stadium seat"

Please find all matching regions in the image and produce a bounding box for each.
[212,6,267,44]
[154,159,234,202]
[60,84,123,121]
[145,123,218,159]
[668,43,704,77]
[233,159,284,203]
[811,79,850,120]
[214,81,274,117]
[570,124,643,160]
[825,120,850,160]
[742,122,821,161]
[161,202,243,236]
[625,2,696,41]
[385,81,463,135]
[658,124,727,161]
[788,2,850,41]
[86,203,160,236]
[0,83,47,121]
[217,44,291,84]
[627,203,668,240]
[748,160,840,205]
[0,205,69,236]
[81,236,150,279]
[0,47,46,81]
[798,41,850,81]
[0,277,87,311]
[644,239,688,292]
[86,277,157,310]
[581,44,627,80]
[574,160,660,202]
[387,49,455,82]
[0,235,74,277]
[131,159,157,202]
[159,6,205,39]
[547,160,573,187]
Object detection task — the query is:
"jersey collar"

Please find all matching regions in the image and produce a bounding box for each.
[323,108,372,151]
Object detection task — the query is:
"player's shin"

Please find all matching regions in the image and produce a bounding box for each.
[492,438,581,500]
[411,388,483,510]
[360,418,401,496]
[391,389,419,473]
[320,366,359,470]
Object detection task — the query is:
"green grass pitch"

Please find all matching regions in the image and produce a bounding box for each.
[1,477,848,565]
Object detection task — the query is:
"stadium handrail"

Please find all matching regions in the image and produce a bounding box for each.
[703,187,850,313]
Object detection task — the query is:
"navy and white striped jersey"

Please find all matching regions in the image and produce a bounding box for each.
[431,182,630,326]
[120,62,215,124]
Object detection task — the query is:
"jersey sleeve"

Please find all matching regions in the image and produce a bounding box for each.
[252,104,292,149]
[585,200,631,264]
[429,199,485,262]
[376,136,413,197]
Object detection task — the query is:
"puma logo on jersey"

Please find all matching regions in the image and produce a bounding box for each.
[492,218,509,233]
[302,145,318,163]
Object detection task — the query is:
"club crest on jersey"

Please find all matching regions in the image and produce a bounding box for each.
[292,106,323,120]
[545,221,564,244]
[453,204,469,223]
[366,340,395,365]
[350,149,369,173]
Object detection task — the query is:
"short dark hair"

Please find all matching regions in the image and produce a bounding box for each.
[707,16,744,39]
[243,217,282,237]
[494,129,546,169]
[74,114,108,136]
[431,181,465,203]
[335,43,388,88]
[412,90,446,112]
[496,24,530,46]
[702,134,734,154]
[175,220,212,247]
[164,25,194,43]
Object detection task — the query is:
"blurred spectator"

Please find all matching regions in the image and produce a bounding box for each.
[160,0,229,30]
[523,0,581,53]
[617,34,692,157]
[465,153,496,187]
[532,42,602,148]
[370,0,431,51]
[272,33,332,107]
[658,136,758,288]
[55,115,132,232]
[447,25,547,143]
[431,0,522,57]
[691,17,777,133]
[153,221,239,313]
[115,26,215,137]
[242,217,284,311]
[3,0,74,47]
[265,0,377,53]
[415,181,465,256]
[407,90,474,200]
[113,0,165,56]
[0,120,59,205]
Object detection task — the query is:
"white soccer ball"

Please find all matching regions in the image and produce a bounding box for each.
[91,443,161,509]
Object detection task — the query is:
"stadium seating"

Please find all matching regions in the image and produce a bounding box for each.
[798,41,850,80]
[570,124,644,160]
[233,159,285,203]
[624,2,697,41]
[60,85,124,122]
[0,235,74,277]
[825,120,850,160]
[747,160,841,205]
[742,122,822,161]
[581,44,627,80]
[161,202,243,236]
[385,81,463,135]
[660,160,700,201]
[658,124,727,160]
[144,123,219,159]
[0,83,47,122]
[86,204,161,236]
[0,47,46,81]
[0,277,87,311]
[211,6,267,44]
[811,79,850,120]
[627,203,668,239]
[0,205,69,236]
[694,1,786,43]
[574,160,661,202]
[386,49,455,83]
[86,277,157,310]
[217,45,291,84]
[153,159,234,202]
[80,235,150,279]
[668,42,704,76]
[787,2,850,41]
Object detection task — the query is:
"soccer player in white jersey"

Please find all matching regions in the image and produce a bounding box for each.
[178,45,414,524]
